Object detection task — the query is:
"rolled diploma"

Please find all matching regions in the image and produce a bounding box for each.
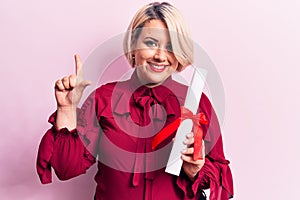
[165,67,207,176]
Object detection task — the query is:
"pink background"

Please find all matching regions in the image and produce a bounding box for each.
[1,0,299,199]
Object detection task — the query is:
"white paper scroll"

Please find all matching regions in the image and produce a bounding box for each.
[165,67,207,176]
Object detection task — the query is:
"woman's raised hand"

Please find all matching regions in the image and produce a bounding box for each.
[55,54,91,110]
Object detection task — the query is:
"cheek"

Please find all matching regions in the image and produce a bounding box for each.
[135,49,155,61]
[168,55,179,69]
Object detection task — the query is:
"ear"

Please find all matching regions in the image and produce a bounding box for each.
[131,52,136,67]
[131,49,136,56]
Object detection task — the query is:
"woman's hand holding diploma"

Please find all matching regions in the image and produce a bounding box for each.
[181,133,205,181]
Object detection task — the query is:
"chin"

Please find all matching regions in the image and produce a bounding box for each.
[147,78,166,85]
[148,75,164,81]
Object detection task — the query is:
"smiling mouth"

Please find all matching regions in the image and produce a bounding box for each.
[148,62,166,72]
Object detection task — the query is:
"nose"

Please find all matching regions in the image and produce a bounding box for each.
[154,48,167,62]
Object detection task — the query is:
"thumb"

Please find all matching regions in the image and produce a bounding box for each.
[77,80,92,91]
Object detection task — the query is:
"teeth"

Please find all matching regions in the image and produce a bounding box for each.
[151,64,164,69]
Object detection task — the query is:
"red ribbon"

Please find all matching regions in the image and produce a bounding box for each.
[152,106,208,160]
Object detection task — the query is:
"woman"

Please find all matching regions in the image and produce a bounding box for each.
[37,2,233,200]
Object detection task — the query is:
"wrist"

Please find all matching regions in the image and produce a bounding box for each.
[187,171,199,182]
[57,105,77,112]
[56,106,77,130]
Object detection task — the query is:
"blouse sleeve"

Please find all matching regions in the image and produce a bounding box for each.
[176,93,234,199]
[36,91,103,184]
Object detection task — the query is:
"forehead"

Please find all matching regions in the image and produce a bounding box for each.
[143,19,167,29]
[138,19,170,41]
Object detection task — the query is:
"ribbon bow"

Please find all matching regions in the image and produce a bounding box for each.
[152,106,208,160]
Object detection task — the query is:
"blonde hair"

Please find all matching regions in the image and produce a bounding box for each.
[123,2,193,72]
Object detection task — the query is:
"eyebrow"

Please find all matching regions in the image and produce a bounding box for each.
[143,37,159,42]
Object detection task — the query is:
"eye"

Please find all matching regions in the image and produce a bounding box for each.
[166,43,173,52]
[144,40,158,48]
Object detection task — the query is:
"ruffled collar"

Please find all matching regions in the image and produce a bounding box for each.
[112,70,187,119]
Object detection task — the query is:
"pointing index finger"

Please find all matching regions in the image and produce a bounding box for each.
[74,54,83,77]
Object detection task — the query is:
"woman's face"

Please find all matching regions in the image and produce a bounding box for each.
[133,19,179,87]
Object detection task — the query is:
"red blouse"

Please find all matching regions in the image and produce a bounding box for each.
[37,71,233,200]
